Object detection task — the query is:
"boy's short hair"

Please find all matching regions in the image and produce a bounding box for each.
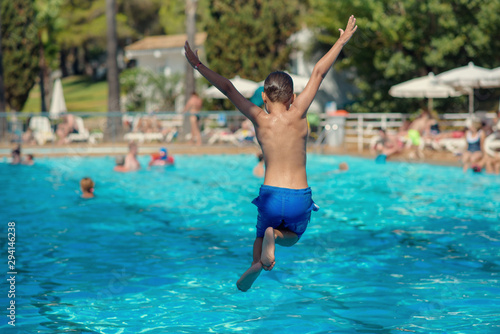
[115,155,125,166]
[80,177,94,192]
[264,71,293,103]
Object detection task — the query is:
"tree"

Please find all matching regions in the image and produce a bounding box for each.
[106,0,122,140]
[56,0,136,77]
[308,0,500,114]
[120,68,182,112]
[0,8,6,139]
[158,0,211,35]
[204,0,307,82]
[35,0,64,112]
[119,0,164,36]
[1,0,40,111]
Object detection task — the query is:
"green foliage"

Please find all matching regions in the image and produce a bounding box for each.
[1,0,40,111]
[204,0,307,81]
[158,0,211,35]
[35,0,64,70]
[120,68,181,111]
[158,1,185,35]
[119,0,164,36]
[308,0,500,113]
[56,0,136,49]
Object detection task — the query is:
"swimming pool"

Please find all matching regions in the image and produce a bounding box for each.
[1,154,499,333]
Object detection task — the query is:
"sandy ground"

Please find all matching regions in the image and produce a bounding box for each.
[0,141,462,167]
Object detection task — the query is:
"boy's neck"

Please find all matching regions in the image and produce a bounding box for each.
[266,101,290,113]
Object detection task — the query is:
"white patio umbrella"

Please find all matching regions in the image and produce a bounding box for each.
[389,72,463,111]
[204,76,259,99]
[49,78,67,119]
[479,67,500,88]
[436,62,492,114]
[258,72,310,93]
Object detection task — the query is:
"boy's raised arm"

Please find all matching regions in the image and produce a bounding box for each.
[184,42,263,123]
[293,15,358,116]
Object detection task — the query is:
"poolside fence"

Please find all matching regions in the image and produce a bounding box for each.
[0,110,495,153]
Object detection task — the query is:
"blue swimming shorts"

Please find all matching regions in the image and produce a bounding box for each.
[252,185,319,239]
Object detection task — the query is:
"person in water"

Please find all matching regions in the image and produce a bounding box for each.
[10,146,21,165]
[80,177,95,199]
[114,155,128,172]
[185,15,357,291]
[124,142,141,171]
[149,147,174,166]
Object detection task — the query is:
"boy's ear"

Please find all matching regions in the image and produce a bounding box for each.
[261,91,267,104]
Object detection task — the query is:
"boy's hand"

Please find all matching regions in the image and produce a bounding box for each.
[184,41,201,68]
[338,15,358,45]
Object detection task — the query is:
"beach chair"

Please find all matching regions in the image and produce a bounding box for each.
[484,133,500,158]
[67,116,90,142]
[123,116,146,143]
[29,116,56,145]
[207,128,239,145]
[123,115,164,143]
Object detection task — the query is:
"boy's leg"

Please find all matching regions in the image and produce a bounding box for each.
[275,228,299,247]
[261,227,299,271]
[236,237,263,292]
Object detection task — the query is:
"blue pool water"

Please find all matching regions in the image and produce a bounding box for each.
[1,154,499,333]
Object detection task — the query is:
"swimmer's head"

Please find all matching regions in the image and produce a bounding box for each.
[115,155,125,166]
[257,153,264,162]
[128,142,138,153]
[80,177,94,193]
[160,147,168,160]
[338,162,349,171]
[263,71,294,105]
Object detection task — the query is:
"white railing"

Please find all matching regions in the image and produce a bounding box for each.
[317,112,497,152]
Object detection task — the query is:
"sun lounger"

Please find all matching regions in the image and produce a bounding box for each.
[123,116,164,143]
[67,116,90,142]
[207,128,239,145]
[484,133,500,158]
[432,138,466,155]
[29,116,56,145]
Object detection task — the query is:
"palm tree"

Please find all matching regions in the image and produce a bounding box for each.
[105,0,122,141]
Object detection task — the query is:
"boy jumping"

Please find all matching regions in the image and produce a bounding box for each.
[184,15,357,291]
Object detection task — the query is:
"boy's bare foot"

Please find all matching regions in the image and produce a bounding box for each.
[236,262,263,292]
[261,227,276,271]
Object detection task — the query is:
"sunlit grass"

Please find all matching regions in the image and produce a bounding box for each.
[22,76,108,112]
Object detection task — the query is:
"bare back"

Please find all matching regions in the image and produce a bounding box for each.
[254,106,309,189]
[184,94,203,114]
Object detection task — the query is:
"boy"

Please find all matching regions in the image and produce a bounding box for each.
[114,155,128,172]
[10,147,21,165]
[185,15,357,291]
[124,142,141,171]
[23,154,35,165]
[80,177,95,199]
